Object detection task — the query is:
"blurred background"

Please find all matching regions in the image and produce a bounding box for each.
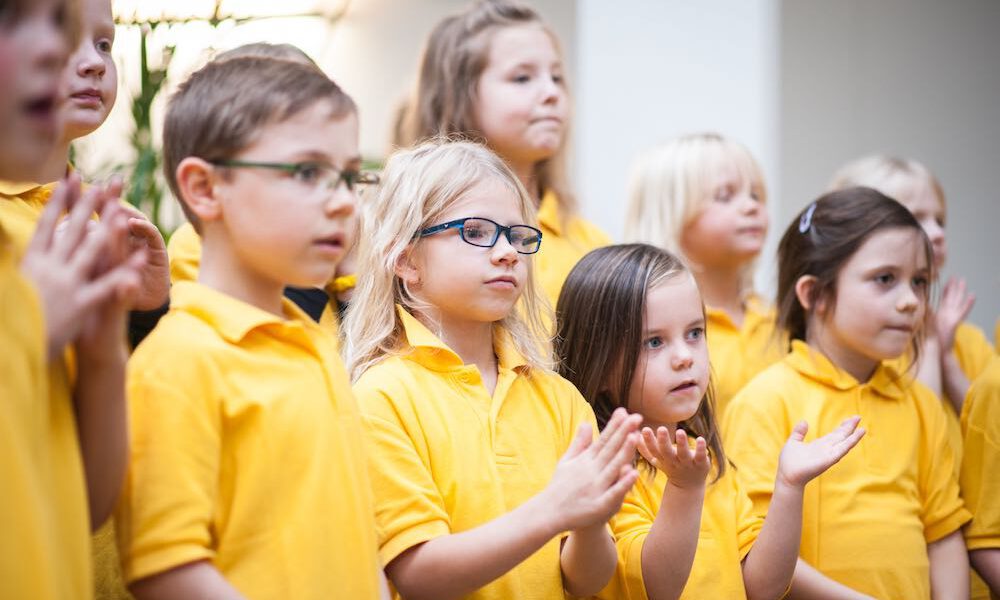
[82,0,999,331]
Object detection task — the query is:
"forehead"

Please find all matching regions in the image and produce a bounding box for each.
[843,227,929,272]
[80,0,112,28]
[644,274,703,327]
[702,145,762,190]
[241,101,358,159]
[485,24,560,68]
[442,175,523,222]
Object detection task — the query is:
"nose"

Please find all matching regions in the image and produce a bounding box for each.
[670,341,694,371]
[540,73,563,106]
[896,285,920,314]
[324,183,356,219]
[75,42,106,79]
[490,231,519,266]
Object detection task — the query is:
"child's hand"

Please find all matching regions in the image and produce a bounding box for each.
[933,277,974,352]
[776,416,865,489]
[19,175,138,360]
[118,190,170,311]
[543,408,641,532]
[638,426,710,491]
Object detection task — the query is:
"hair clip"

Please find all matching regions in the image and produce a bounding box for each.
[799,202,817,234]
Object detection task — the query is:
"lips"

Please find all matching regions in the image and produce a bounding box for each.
[485,275,518,288]
[22,92,59,132]
[314,232,345,251]
[69,88,103,107]
[670,381,697,393]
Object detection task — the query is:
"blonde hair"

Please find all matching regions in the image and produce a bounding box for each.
[394,0,576,220]
[624,132,767,258]
[828,154,946,219]
[344,138,552,381]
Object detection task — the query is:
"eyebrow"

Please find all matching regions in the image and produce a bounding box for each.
[290,151,363,168]
[642,318,705,336]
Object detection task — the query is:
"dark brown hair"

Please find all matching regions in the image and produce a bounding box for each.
[162,56,355,231]
[554,243,726,480]
[395,0,575,219]
[776,186,933,355]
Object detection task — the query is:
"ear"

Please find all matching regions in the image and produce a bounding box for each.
[176,157,223,224]
[794,275,819,312]
[393,243,421,287]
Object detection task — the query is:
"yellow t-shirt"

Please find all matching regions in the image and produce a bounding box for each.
[0,179,61,260]
[955,321,997,383]
[722,340,971,599]
[354,307,598,600]
[168,221,342,339]
[705,295,785,420]
[599,466,762,600]
[961,356,1000,598]
[0,226,91,599]
[116,281,381,599]
[536,190,611,309]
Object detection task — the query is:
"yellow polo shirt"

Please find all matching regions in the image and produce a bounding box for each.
[536,190,611,309]
[955,321,996,383]
[722,341,971,599]
[705,295,785,420]
[0,228,91,600]
[961,357,1000,551]
[168,221,341,338]
[116,281,381,599]
[599,466,762,600]
[354,307,598,600]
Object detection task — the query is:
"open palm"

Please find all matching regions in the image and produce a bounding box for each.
[777,416,865,488]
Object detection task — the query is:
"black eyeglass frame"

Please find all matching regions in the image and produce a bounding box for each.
[210,159,380,191]
[417,217,543,255]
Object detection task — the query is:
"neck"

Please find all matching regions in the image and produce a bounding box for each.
[805,324,878,383]
[690,263,747,323]
[509,159,540,207]
[198,229,286,317]
[417,309,497,374]
[38,140,72,183]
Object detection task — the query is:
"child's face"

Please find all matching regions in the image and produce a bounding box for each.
[818,227,929,376]
[626,274,709,430]
[214,102,359,289]
[409,177,529,328]
[61,0,116,142]
[473,24,567,169]
[680,161,768,270]
[897,183,946,270]
[0,0,67,180]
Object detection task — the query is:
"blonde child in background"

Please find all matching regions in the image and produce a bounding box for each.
[724,188,971,599]
[554,243,864,600]
[344,139,640,600]
[624,132,782,416]
[1,1,146,597]
[115,56,386,599]
[960,356,1000,597]
[395,0,610,307]
[165,42,370,335]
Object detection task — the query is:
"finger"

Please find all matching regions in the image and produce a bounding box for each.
[589,408,625,457]
[637,428,659,466]
[693,436,709,467]
[789,420,809,442]
[835,415,861,437]
[656,426,677,461]
[674,429,690,460]
[562,423,593,461]
[595,411,641,465]
[26,179,76,254]
[599,431,639,486]
[53,185,102,259]
[600,465,639,508]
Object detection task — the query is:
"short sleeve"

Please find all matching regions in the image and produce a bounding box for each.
[732,475,764,560]
[166,222,202,284]
[914,386,972,543]
[115,375,221,583]
[954,322,996,382]
[960,359,1000,550]
[601,477,657,600]
[356,387,451,567]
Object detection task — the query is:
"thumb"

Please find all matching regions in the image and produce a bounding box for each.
[562,423,592,461]
[789,420,809,442]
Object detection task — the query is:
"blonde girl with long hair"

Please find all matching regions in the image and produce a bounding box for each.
[395,0,610,307]
[624,132,782,416]
[344,139,641,600]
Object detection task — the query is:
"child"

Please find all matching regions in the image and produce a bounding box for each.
[1,1,145,597]
[396,0,610,307]
[166,42,368,332]
[344,139,641,600]
[624,133,783,416]
[829,155,996,431]
[554,243,865,600]
[115,56,385,599]
[723,187,972,598]
[961,356,1000,596]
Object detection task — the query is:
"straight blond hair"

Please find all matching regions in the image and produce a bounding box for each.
[344,138,552,381]
[828,154,947,218]
[394,0,576,222]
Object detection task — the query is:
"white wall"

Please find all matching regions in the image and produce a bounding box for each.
[779,0,1000,333]
[574,0,781,291]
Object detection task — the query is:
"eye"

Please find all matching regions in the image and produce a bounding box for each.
[714,187,733,203]
[686,327,705,342]
[644,336,664,350]
[874,273,895,285]
[292,163,325,184]
[97,39,113,53]
[463,221,491,241]
[551,73,564,85]
[912,275,929,289]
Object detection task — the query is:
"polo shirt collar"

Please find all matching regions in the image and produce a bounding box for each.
[705,293,769,328]
[172,281,315,343]
[536,189,561,236]
[0,164,72,197]
[785,339,906,400]
[397,305,528,372]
